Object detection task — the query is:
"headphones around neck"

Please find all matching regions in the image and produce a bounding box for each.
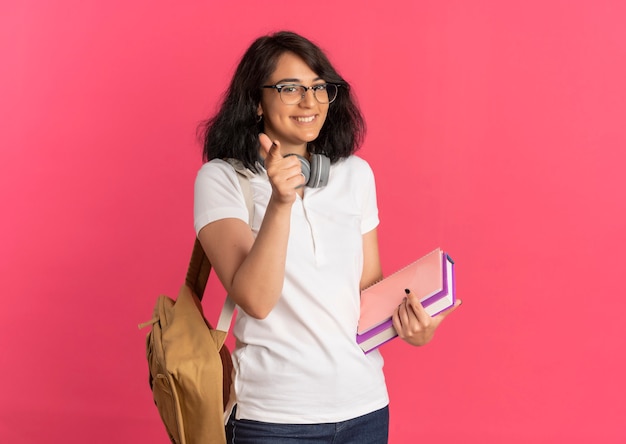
[260,153,331,188]
[286,153,330,188]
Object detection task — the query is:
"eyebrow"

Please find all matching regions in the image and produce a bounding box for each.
[274,77,324,84]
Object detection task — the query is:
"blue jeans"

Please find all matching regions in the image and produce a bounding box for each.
[226,405,389,444]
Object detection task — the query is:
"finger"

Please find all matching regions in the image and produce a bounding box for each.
[396,298,410,328]
[404,289,431,325]
[391,307,404,336]
[264,136,282,160]
[258,133,283,167]
[391,301,410,336]
[258,132,274,154]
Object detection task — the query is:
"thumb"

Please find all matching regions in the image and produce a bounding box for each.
[259,133,281,163]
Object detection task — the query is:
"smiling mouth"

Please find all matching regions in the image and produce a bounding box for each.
[293,116,316,123]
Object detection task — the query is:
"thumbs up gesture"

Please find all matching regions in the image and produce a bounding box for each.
[259,133,306,204]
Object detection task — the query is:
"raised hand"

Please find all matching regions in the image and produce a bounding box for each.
[259,133,306,204]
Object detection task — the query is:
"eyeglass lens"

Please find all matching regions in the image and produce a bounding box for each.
[280,84,337,104]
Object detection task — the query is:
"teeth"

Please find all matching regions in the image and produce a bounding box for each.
[295,116,315,123]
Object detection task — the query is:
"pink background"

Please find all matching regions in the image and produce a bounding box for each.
[2,1,625,442]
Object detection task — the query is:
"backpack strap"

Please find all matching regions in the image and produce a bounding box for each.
[185,238,212,303]
[184,159,255,331]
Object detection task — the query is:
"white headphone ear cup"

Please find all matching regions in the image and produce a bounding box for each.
[280,153,329,188]
[308,154,330,188]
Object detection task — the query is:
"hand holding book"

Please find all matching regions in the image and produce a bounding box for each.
[393,288,461,347]
[357,248,459,353]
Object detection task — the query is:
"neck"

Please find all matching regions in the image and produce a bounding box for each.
[276,139,309,159]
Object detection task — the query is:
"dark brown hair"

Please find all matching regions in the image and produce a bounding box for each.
[199,31,366,170]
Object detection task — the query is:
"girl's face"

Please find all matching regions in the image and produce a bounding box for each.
[257,52,329,155]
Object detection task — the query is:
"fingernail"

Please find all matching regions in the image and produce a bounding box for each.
[404,288,410,295]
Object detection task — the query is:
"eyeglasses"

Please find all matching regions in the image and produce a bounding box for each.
[262,83,339,105]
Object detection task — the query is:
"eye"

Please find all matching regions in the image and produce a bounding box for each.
[313,84,328,91]
[280,85,300,94]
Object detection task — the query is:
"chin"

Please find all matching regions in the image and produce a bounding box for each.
[302,131,322,143]
[304,136,319,143]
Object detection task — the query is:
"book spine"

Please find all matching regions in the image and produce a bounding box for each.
[358,325,398,353]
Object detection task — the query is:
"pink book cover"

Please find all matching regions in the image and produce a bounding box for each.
[358,248,448,338]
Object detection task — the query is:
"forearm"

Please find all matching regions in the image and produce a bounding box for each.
[229,197,292,319]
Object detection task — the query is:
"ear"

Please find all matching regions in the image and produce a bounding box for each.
[256,103,263,117]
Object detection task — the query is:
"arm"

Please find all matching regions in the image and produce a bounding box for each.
[360,228,383,291]
[198,200,292,319]
[198,135,305,319]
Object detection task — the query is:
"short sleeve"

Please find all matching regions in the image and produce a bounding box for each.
[356,158,379,234]
[194,159,249,235]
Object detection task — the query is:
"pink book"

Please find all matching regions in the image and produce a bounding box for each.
[357,248,455,353]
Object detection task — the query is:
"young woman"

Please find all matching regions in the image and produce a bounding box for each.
[194,30,459,444]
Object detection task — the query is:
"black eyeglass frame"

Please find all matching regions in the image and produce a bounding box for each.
[261,83,340,105]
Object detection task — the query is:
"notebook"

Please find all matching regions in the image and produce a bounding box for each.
[357,248,455,353]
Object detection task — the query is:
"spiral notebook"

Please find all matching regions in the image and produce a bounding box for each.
[357,248,455,353]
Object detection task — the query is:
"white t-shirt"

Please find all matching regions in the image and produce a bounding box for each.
[194,156,389,424]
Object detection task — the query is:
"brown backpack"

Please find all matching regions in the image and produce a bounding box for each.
[140,163,253,444]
